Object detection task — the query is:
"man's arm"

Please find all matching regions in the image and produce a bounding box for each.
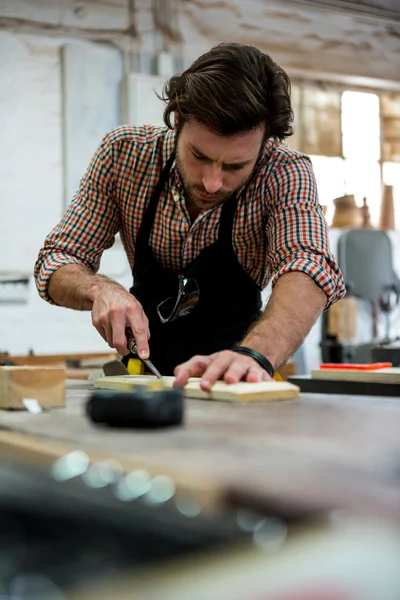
[34,131,150,358]
[48,264,112,311]
[174,153,345,389]
[242,271,326,370]
[174,272,325,389]
[48,264,150,357]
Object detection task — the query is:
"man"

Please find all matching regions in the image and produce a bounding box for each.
[34,43,345,390]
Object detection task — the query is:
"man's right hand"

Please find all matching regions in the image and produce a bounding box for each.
[91,285,150,358]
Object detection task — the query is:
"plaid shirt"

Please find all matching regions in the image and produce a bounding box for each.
[34,125,345,307]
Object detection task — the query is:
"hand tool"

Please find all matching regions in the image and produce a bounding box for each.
[86,387,184,428]
[125,327,162,379]
[103,360,130,377]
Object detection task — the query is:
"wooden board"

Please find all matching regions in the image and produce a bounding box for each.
[311,367,400,384]
[94,375,300,402]
[0,366,65,409]
[65,368,94,380]
[3,352,117,367]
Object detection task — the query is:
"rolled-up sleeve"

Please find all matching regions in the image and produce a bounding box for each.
[34,133,121,303]
[266,154,345,309]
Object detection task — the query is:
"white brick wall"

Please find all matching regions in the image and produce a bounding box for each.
[1,0,400,365]
[0,31,63,274]
[0,30,130,355]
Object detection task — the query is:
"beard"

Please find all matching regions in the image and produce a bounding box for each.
[175,141,265,215]
[175,151,239,213]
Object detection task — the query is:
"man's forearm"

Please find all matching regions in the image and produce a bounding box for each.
[242,271,327,370]
[48,264,123,310]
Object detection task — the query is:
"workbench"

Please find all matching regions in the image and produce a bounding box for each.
[1,381,400,598]
[1,381,400,520]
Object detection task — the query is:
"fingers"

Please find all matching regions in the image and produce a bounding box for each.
[96,324,111,347]
[243,365,265,383]
[173,355,213,388]
[126,305,150,359]
[199,351,240,390]
[109,306,130,355]
[92,289,150,357]
[173,351,272,391]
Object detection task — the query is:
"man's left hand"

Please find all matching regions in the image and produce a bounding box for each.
[173,350,272,390]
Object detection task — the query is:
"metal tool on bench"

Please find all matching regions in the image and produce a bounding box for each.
[102,328,162,379]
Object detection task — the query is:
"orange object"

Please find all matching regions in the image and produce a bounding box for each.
[320,362,392,371]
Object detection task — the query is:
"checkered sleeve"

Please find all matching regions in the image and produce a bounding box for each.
[266,154,346,309]
[34,133,121,303]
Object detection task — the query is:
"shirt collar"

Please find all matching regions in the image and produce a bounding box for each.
[161,127,185,192]
[162,127,177,166]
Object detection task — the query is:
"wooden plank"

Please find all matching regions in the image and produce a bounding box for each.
[311,367,400,384]
[6,352,117,366]
[65,368,94,380]
[0,366,65,409]
[94,375,300,402]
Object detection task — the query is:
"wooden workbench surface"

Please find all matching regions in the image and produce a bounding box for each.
[1,381,400,519]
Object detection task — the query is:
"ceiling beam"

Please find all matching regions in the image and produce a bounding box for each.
[286,0,400,23]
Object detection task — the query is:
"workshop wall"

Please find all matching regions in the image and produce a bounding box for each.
[1,0,400,365]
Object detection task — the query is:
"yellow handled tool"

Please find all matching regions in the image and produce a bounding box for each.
[125,328,163,379]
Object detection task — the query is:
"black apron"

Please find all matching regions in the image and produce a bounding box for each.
[128,153,262,375]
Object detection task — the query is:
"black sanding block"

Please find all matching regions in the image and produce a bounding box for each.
[86,388,184,428]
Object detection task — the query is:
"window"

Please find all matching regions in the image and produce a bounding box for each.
[290,85,400,228]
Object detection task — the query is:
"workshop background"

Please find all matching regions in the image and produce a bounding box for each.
[1,0,400,371]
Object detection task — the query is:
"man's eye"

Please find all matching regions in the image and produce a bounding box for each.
[227,164,244,171]
[192,152,206,161]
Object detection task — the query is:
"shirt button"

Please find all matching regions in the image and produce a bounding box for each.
[173,194,179,202]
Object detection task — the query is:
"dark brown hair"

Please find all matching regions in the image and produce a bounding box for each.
[160,43,294,140]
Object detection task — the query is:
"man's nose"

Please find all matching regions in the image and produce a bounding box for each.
[202,165,222,194]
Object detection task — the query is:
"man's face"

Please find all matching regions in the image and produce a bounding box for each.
[176,120,265,214]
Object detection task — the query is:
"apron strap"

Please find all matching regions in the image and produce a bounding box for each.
[135,151,176,256]
[217,192,237,252]
[135,150,237,260]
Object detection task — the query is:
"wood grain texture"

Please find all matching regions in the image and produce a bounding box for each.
[0,366,65,409]
[3,384,400,520]
[65,368,94,380]
[94,375,300,402]
[311,367,400,384]
[7,352,117,366]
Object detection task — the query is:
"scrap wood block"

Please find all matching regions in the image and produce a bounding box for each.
[311,366,400,384]
[0,366,66,410]
[94,375,300,402]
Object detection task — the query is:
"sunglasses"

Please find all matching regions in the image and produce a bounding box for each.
[157,275,200,323]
